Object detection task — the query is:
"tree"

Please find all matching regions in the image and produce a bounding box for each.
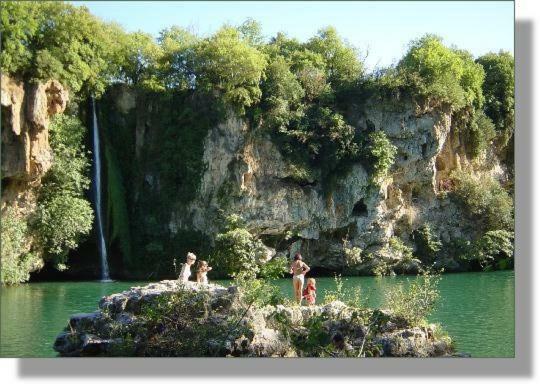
[116,31,163,89]
[396,34,485,110]
[35,115,94,267]
[194,26,267,111]
[237,18,265,46]
[477,52,514,145]
[260,56,305,129]
[157,26,199,90]
[0,2,122,96]
[307,27,363,89]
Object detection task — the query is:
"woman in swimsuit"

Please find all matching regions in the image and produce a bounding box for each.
[290,252,310,304]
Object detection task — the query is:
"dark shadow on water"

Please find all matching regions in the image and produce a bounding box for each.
[17,20,532,378]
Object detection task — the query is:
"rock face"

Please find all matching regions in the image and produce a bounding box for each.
[54,280,455,357]
[1,75,68,215]
[104,86,509,276]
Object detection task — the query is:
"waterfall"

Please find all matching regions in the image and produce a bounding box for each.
[92,98,111,281]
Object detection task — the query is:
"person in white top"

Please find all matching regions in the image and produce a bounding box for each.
[179,252,197,283]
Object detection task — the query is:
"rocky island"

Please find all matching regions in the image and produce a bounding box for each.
[54,280,455,357]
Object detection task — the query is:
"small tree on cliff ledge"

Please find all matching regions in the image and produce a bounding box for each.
[211,214,268,277]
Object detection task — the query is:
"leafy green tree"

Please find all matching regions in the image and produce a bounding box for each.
[0,209,41,285]
[1,1,122,96]
[35,115,94,267]
[260,56,305,129]
[395,35,485,110]
[472,230,514,270]
[157,26,199,90]
[413,224,442,264]
[116,31,163,89]
[477,52,514,144]
[237,18,265,46]
[467,110,496,158]
[211,215,268,277]
[194,26,267,111]
[307,27,363,89]
[451,170,513,232]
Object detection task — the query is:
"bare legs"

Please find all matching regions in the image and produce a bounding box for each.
[293,277,303,304]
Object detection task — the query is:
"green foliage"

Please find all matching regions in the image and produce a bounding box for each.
[35,114,93,266]
[237,18,265,46]
[413,224,442,264]
[384,271,441,325]
[212,215,268,277]
[458,230,514,271]
[34,194,93,263]
[466,110,496,158]
[0,1,122,95]
[389,34,485,110]
[388,236,415,260]
[195,26,267,111]
[42,115,91,196]
[233,271,285,307]
[477,52,514,143]
[258,255,288,279]
[451,170,514,231]
[364,130,397,183]
[0,209,40,285]
[307,26,363,89]
[156,26,199,90]
[130,290,243,356]
[116,30,163,89]
[260,56,305,129]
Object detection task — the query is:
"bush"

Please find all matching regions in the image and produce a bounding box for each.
[0,2,123,95]
[233,271,285,307]
[364,130,397,183]
[466,110,496,158]
[35,114,94,266]
[384,271,441,325]
[413,224,442,264]
[211,215,268,277]
[458,230,514,271]
[451,170,513,231]
[392,35,485,110]
[194,26,267,112]
[477,52,514,142]
[0,209,41,285]
[34,194,94,263]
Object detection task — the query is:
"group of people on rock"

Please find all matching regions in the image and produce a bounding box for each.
[177,251,317,305]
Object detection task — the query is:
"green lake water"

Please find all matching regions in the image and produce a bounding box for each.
[0,270,514,358]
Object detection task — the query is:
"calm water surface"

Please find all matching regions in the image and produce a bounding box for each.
[0,270,514,357]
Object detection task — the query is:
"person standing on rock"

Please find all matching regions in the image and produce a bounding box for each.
[179,252,197,283]
[290,252,310,304]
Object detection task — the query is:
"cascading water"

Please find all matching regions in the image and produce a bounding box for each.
[91,98,111,281]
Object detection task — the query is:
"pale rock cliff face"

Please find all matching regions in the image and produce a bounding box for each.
[168,99,504,273]
[1,75,68,215]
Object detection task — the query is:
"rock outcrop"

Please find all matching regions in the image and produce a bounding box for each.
[54,280,455,357]
[102,86,510,276]
[1,75,68,215]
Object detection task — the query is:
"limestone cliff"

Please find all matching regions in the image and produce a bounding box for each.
[1,75,69,215]
[102,87,511,276]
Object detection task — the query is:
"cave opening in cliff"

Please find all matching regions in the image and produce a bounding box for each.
[352,199,368,216]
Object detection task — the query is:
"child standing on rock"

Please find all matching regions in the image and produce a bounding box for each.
[303,278,317,305]
[178,252,197,283]
[196,260,212,284]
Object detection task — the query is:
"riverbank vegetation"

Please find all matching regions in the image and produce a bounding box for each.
[1,2,514,284]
